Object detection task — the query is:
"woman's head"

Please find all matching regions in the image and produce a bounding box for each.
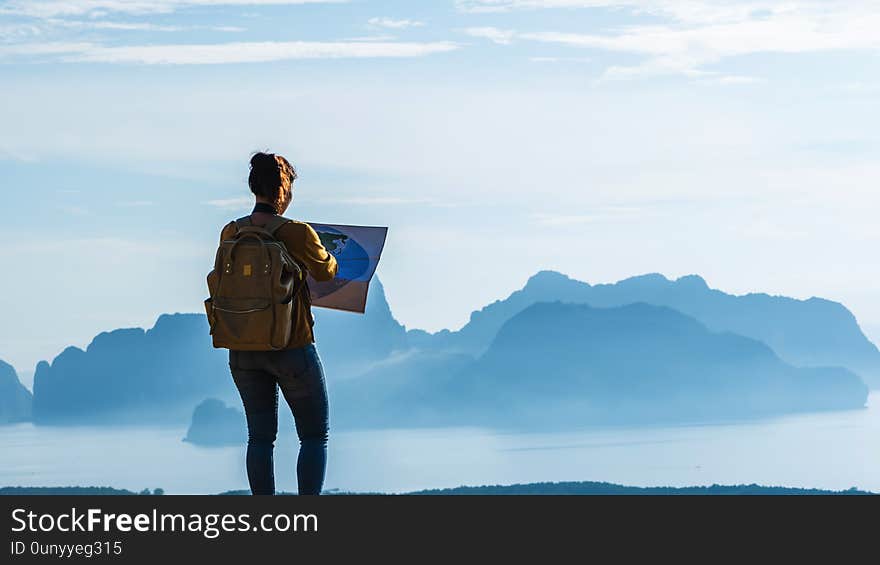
[248,152,297,214]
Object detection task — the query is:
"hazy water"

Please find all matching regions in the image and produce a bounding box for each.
[3,393,880,494]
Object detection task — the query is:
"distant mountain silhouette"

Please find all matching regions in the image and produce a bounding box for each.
[26,275,873,427]
[409,271,880,387]
[335,302,868,429]
[33,314,233,424]
[469,302,867,425]
[31,279,404,425]
[183,398,245,446]
[0,360,32,424]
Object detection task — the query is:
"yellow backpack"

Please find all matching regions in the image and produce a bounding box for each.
[205,216,305,350]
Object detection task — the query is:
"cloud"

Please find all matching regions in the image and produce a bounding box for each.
[43,18,246,32]
[0,0,348,19]
[0,236,203,259]
[0,40,460,64]
[205,197,253,209]
[367,17,425,30]
[343,35,397,42]
[528,55,591,63]
[457,2,880,79]
[0,41,97,56]
[208,194,450,210]
[455,1,803,21]
[0,17,246,40]
[0,22,44,41]
[320,196,441,206]
[462,27,516,45]
[46,19,184,32]
[455,0,662,14]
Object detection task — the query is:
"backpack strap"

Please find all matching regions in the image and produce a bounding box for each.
[263,215,292,236]
[233,215,290,236]
[233,216,253,232]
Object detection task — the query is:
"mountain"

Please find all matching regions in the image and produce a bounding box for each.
[183,399,245,447]
[31,279,406,425]
[32,314,233,425]
[468,301,868,425]
[409,271,880,387]
[26,275,872,427]
[335,302,868,429]
[0,360,32,424]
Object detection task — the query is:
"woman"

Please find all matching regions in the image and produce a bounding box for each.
[220,152,338,495]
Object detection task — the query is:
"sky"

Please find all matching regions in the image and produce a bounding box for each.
[1,0,879,378]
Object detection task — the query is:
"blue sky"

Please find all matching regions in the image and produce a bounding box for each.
[2,0,880,378]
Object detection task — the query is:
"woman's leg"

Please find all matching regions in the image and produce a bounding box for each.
[231,360,280,495]
[278,345,329,495]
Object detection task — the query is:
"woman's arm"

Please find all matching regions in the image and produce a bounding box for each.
[299,223,338,281]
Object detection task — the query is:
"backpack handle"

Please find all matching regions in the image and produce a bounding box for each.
[226,231,273,275]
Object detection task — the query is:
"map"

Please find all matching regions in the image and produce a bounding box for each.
[306,222,388,314]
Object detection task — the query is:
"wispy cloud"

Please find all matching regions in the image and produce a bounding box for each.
[0,41,96,56]
[0,18,245,40]
[528,55,591,63]
[0,22,44,41]
[207,195,449,209]
[0,0,348,19]
[205,197,252,210]
[0,236,201,258]
[0,40,460,64]
[343,35,396,42]
[322,196,439,206]
[43,18,246,33]
[367,17,424,30]
[457,1,880,79]
[462,27,515,45]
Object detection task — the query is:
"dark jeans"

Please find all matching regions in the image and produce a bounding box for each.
[229,344,329,495]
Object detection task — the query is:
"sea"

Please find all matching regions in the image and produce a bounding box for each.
[2,393,879,494]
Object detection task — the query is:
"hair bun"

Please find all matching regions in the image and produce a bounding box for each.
[250,152,277,170]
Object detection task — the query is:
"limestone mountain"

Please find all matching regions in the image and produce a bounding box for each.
[0,360,32,424]
[338,302,868,429]
[409,271,880,387]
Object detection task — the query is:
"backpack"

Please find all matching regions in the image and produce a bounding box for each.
[204,215,306,350]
